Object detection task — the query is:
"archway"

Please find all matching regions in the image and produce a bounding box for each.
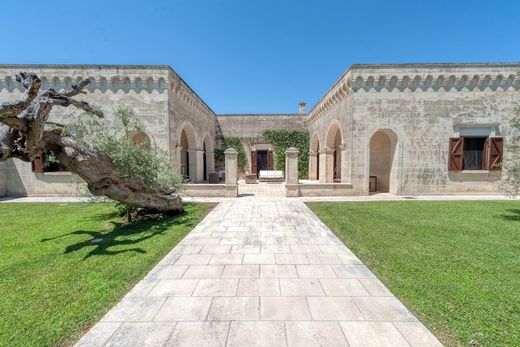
[369,129,398,193]
[309,133,320,180]
[178,124,197,181]
[325,122,344,182]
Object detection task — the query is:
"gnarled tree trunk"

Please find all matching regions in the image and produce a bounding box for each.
[0,72,182,215]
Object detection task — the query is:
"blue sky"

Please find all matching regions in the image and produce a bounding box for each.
[1,0,519,113]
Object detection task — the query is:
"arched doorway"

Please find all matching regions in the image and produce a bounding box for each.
[325,122,344,183]
[369,129,398,193]
[179,124,197,181]
[309,133,320,180]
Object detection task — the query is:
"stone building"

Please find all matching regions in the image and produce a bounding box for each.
[0,62,519,197]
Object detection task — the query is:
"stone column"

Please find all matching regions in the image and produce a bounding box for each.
[285,147,299,184]
[195,148,205,182]
[224,148,238,185]
[224,148,238,197]
[319,148,334,183]
[175,145,183,176]
[206,151,215,174]
[339,144,349,183]
[309,151,318,180]
[187,149,199,182]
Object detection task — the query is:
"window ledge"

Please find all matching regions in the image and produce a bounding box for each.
[461,170,490,174]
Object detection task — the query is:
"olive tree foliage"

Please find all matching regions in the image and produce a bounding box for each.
[0,72,183,216]
[503,108,520,197]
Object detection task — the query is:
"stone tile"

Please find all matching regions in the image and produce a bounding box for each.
[75,322,121,347]
[103,297,165,322]
[150,265,188,280]
[182,265,224,279]
[154,297,212,321]
[192,279,238,296]
[336,252,362,265]
[201,245,231,254]
[394,322,443,346]
[353,297,417,321]
[359,278,393,296]
[319,279,370,296]
[221,265,259,278]
[340,322,410,347]
[125,280,158,297]
[157,252,181,266]
[275,253,309,264]
[106,322,176,346]
[261,265,298,278]
[243,253,276,264]
[227,321,286,347]
[261,245,291,253]
[306,253,344,264]
[175,245,203,254]
[147,279,199,297]
[297,265,337,278]
[280,279,324,296]
[286,321,348,347]
[230,245,261,253]
[290,245,322,253]
[308,297,364,320]
[167,322,230,347]
[209,254,243,265]
[207,297,259,320]
[261,297,311,320]
[332,264,376,279]
[237,279,280,296]
[175,254,212,265]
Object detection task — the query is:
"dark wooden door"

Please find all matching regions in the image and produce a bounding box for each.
[256,150,268,171]
[251,151,257,174]
[267,150,273,170]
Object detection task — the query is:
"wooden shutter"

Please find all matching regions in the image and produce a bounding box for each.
[251,151,257,174]
[32,154,44,173]
[482,137,489,170]
[267,150,273,170]
[488,137,503,171]
[448,137,463,171]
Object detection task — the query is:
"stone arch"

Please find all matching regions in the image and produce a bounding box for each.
[368,128,400,194]
[201,133,215,181]
[309,132,321,180]
[324,121,344,182]
[177,122,198,181]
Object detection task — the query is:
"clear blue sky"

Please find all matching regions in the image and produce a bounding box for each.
[1,0,519,113]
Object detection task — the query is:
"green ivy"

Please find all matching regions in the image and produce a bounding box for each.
[223,136,248,171]
[263,129,309,178]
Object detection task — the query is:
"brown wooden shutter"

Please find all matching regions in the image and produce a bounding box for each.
[267,150,273,170]
[251,151,257,174]
[32,154,44,173]
[448,137,463,171]
[488,137,503,171]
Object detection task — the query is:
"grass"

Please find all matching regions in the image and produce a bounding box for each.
[0,202,214,347]
[306,200,520,347]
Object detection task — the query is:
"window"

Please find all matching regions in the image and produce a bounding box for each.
[31,152,67,173]
[448,137,503,172]
[463,137,487,170]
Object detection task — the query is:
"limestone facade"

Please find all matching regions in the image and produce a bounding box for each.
[1,62,519,196]
[307,63,520,195]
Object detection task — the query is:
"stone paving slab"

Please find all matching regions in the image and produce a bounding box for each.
[75,197,443,346]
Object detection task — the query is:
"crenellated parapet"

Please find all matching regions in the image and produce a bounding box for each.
[306,63,520,124]
[0,73,168,94]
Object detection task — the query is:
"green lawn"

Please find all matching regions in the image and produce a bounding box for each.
[307,201,520,347]
[0,202,214,346]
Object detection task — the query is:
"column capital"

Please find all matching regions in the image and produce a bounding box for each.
[285,147,299,158]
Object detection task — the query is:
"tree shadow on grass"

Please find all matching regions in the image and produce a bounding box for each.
[496,209,520,221]
[41,211,196,259]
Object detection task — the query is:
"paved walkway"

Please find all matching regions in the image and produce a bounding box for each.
[75,197,442,347]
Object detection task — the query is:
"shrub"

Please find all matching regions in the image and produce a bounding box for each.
[263,129,309,178]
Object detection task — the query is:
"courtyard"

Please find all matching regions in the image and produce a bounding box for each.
[1,195,519,346]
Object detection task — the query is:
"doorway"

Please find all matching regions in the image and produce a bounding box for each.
[256,150,268,171]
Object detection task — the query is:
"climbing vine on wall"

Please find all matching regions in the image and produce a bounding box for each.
[221,136,248,172]
[263,129,309,178]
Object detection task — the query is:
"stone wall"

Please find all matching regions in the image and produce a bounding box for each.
[0,161,6,196]
[307,63,520,194]
[217,114,305,138]
[0,64,216,195]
